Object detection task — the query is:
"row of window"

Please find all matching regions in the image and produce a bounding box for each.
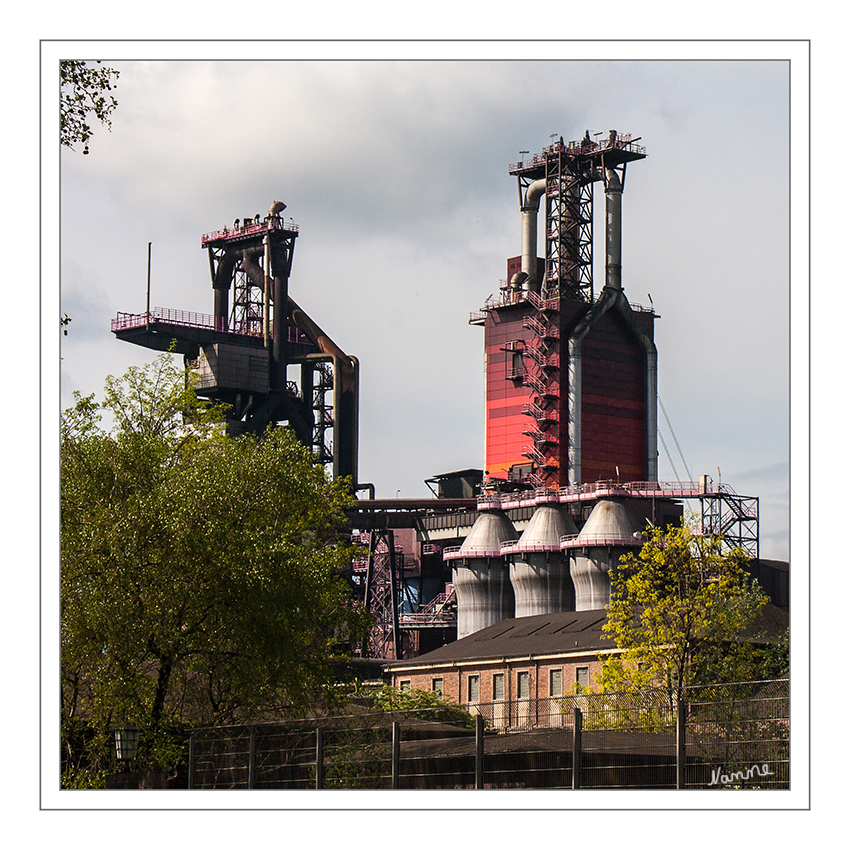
[400,667,590,701]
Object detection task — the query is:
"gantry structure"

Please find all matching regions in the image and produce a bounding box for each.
[111,203,359,482]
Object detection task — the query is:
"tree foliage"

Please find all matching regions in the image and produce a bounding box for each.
[370,685,478,729]
[600,523,772,704]
[61,353,370,781]
[60,60,119,154]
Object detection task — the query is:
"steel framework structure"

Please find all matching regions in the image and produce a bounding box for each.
[503,133,648,488]
[699,488,760,559]
[359,529,402,660]
[112,209,359,483]
[508,132,646,303]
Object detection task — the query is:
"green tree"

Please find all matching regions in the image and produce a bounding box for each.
[60,60,119,154]
[600,523,771,706]
[61,352,370,783]
[371,685,478,729]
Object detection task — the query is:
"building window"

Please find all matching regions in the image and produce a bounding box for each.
[493,673,505,701]
[431,678,443,697]
[517,671,530,700]
[549,668,563,697]
[467,675,480,704]
[399,680,411,692]
[509,350,524,380]
[575,667,589,690]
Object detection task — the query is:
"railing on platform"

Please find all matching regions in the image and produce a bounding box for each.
[509,132,647,173]
[111,307,265,336]
[477,479,714,511]
[442,544,504,561]
[200,217,299,246]
[560,533,643,549]
[476,286,653,317]
[111,308,312,345]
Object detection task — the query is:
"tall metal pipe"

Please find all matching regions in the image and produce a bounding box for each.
[646,345,658,481]
[630,321,657,482]
[272,271,287,390]
[604,168,623,290]
[520,179,547,291]
[212,251,237,328]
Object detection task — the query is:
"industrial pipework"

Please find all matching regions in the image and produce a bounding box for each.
[517,178,547,291]
[604,168,623,291]
[111,201,359,485]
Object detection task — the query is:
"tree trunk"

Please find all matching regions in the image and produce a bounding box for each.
[151,658,173,729]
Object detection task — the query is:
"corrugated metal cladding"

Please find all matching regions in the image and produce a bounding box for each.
[484,305,533,480]
[483,290,654,487]
[577,308,652,483]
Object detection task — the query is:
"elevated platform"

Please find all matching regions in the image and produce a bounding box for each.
[200,216,298,248]
[111,307,315,356]
[477,480,713,511]
[508,131,646,181]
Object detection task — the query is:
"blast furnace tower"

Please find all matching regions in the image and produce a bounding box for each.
[111,202,359,483]
[442,132,763,641]
[473,132,655,489]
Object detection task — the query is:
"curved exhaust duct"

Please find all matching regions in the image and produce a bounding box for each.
[239,245,265,289]
[519,178,547,291]
[290,300,359,485]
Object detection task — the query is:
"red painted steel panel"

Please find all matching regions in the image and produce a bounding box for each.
[484,285,654,486]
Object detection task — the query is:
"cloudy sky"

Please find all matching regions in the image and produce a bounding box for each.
[56,45,799,560]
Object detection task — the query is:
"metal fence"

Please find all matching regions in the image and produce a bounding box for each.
[186,679,788,790]
[682,679,789,789]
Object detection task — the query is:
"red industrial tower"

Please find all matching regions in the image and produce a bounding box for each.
[474,132,656,490]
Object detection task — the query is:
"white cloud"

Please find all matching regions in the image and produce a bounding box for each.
[57,52,797,558]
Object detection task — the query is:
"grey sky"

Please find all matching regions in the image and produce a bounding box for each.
[58,52,793,559]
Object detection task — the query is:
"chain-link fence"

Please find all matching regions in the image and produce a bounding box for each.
[683,679,789,789]
[186,679,789,790]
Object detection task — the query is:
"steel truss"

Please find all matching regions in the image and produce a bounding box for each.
[699,488,760,559]
[545,154,595,302]
[360,529,402,661]
[311,361,334,467]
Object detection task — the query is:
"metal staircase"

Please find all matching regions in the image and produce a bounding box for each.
[520,291,561,487]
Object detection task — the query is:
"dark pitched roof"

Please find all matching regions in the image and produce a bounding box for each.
[386,604,789,670]
[388,610,615,669]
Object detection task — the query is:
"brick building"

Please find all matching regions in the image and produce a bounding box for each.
[385,610,615,727]
[384,605,789,730]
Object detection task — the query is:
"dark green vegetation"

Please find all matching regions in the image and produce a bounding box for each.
[61,353,370,786]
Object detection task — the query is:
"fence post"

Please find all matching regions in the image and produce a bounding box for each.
[187,735,195,789]
[391,721,400,789]
[248,729,256,789]
[572,707,583,790]
[475,714,485,789]
[676,699,687,789]
[315,727,325,789]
